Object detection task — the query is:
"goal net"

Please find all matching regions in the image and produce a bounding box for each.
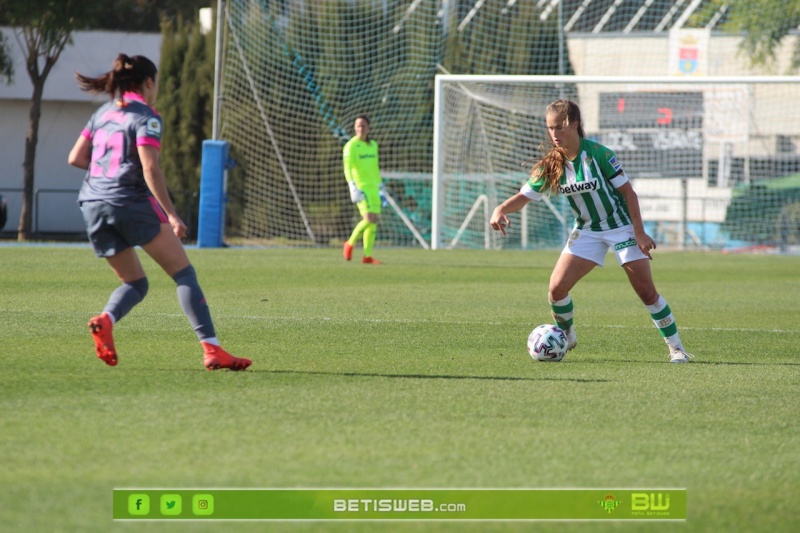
[215,0,800,252]
[218,0,449,247]
[433,75,800,251]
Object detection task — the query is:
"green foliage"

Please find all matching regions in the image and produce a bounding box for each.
[156,17,215,238]
[0,31,13,83]
[1,0,102,238]
[723,174,800,244]
[220,1,570,241]
[0,0,217,32]
[0,1,98,76]
[1,247,799,532]
[713,0,800,71]
[441,2,571,76]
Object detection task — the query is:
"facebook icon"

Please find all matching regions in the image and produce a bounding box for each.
[128,494,150,515]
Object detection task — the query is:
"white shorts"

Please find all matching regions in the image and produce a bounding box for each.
[562,226,649,267]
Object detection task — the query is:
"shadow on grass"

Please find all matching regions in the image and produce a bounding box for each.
[266,369,612,383]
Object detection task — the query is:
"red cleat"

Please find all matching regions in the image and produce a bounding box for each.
[88,312,117,366]
[202,342,252,371]
[362,256,381,264]
[343,241,353,261]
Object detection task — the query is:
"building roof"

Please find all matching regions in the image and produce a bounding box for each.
[451,0,728,34]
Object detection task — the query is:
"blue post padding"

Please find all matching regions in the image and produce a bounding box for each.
[197,140,229,248]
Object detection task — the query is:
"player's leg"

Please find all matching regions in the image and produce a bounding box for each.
[361,191,381,264]
[82,201,152,366]
[549,253,596,350]
[141,224,251,370]
[622,258,691,363]
[362,212,380,264]
[104,248,150,320]
[88,247,147,367]
[345,195,375,260]
[344,218,370,260]
[548,230,605,350]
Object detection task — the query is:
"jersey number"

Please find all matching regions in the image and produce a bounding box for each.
[89,130,125,178]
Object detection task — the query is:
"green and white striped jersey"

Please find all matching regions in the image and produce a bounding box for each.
[521,139,632,231]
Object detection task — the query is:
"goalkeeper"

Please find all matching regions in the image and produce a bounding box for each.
[342,114,386,264]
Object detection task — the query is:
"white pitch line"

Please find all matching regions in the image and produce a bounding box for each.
[159,313,799,334]
[1,309,796,334]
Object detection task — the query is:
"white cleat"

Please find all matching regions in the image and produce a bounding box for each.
[669,349,694,363]
[564,327,578,351]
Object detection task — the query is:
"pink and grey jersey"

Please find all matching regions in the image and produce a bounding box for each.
[77,92,162,206]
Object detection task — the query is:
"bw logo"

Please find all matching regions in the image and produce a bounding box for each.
[631,492,670,511]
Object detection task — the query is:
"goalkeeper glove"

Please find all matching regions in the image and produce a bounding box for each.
[379,183,388,207]
[348,181,365,203]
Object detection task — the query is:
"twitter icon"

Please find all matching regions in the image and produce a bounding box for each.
[160,494,182,515]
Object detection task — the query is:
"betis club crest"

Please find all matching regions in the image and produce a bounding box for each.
[599,494,621,514]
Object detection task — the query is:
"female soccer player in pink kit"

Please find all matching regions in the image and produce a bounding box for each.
[68,53,251,371]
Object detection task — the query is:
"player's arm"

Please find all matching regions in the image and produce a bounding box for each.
[68,134,91,170]
[375,142,382,186]
[617,182,655,259]
[342,143,365,203]
[138,144,187,239]
[490,192,531,236]
[342,143,355,183]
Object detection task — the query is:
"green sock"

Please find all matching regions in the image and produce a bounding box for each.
[363,222,377,257]
[348,219,370,245]
[550,295,574,331]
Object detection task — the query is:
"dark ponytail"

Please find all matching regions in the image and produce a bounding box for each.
[75,53,157,99]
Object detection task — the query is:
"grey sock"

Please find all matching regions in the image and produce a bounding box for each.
[172,265,216,341]
[103,277,148,322]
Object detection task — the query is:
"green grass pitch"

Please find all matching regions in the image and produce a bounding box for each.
[1,246,798,532]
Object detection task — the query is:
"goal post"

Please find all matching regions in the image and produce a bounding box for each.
[432,74,800,251]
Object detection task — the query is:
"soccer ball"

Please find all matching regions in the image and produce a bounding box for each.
[527,324,568,362]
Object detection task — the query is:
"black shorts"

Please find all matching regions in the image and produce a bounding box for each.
[80,198,166,258]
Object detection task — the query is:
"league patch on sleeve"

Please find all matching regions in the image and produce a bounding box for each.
[609,155,622,171]
[146,118,162,136]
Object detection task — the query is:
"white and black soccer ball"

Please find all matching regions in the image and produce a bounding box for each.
[527,324,568,362]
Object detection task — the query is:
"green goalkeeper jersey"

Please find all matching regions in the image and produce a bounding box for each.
[521,138,633,231]
[343,136,381,191]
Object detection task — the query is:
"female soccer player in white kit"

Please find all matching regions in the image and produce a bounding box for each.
[68,53,251,371]
[490,99,693,363]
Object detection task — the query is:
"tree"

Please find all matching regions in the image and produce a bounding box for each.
[0,1,216,34]
[0,30,13,83]
[709,0,800,71]
[156,17,216,239]
[0,0,217,240]
[0,1,91,240]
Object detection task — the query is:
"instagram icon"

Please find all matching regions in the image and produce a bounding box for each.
[192,494,214,516]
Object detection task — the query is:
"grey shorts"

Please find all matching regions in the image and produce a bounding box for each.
[80,198,166,258]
